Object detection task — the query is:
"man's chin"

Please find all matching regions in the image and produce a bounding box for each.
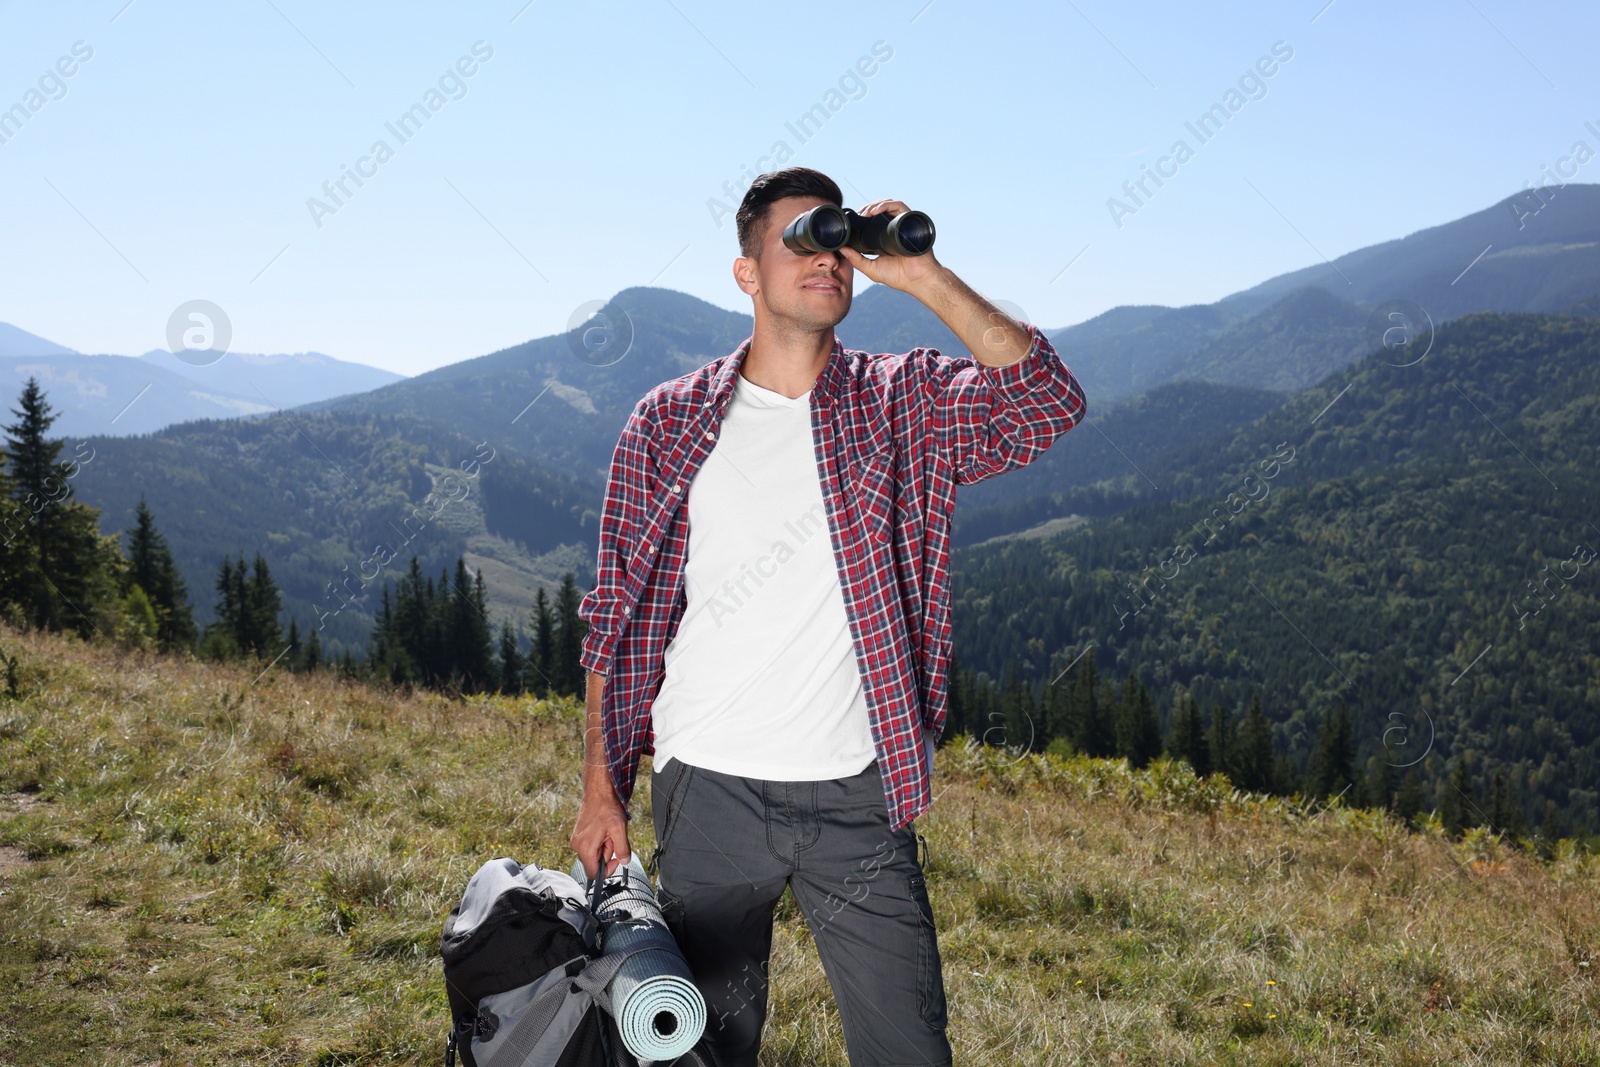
[803,289,851,326]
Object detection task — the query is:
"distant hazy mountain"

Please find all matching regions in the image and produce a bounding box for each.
[0,322,404,437]
[1217,184,1600,319]
[0,322,77,357]
[137,348,404,410]
[1050,184,1600,404]
[0,355,274,439]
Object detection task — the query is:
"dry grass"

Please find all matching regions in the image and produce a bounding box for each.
[0,620,1597,1065]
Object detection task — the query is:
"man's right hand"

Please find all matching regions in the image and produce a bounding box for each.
[570,782,631,880]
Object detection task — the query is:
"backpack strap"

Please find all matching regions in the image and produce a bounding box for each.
[477,945,665,1067]
[570,942,660,1015]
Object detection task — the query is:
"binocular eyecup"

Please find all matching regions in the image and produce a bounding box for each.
[781,205,936,257]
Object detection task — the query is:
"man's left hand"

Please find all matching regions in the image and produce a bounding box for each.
[837,199,944,295]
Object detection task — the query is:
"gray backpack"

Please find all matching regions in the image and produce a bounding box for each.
[439,857,711,1067]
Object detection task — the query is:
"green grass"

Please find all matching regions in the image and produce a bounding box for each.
[0,620,1598,1065]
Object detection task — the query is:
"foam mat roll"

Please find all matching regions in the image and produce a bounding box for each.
[575,856,707,1060]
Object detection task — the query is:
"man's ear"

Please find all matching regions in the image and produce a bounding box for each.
[733,254,759,297]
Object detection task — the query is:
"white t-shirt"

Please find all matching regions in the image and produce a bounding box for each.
[648,370,877,781]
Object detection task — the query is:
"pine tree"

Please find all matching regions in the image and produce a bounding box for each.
[123,497,196,650]
[46,500,123,640]
[1165,690,1209,777]
[211,554,243,656]
[447,558,494,693]
[1041,666,1072,750]
[1207,702,1237,783]
[946,655,969,742]
[1113,672,1136,760]
[497,618,523,695]
[393,558,429,684]
[285,618,302,671]
[1304,701,1355,802]
[1272,753,1302,797]
[0,433,29,619]
[1069,649,1112,758]
[1440,754,1479,836]
[1486,770,1526,839]
[529,587,555,697]
[245,553,283,656]
[1235,693,1274,793]
[4,379,117,636]
[1364,751,1396,812]
[994,661,1028,750]
[553,572,586,698]
[1394,769,1424,825]
[1539,799,1564,843]
[1115,671,1162,769]
[304,627,322,672]
[4,377,65,585]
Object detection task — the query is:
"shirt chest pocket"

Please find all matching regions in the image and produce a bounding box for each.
[849,442,898,548]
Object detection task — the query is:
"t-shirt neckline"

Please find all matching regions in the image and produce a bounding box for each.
[735,371,812,408]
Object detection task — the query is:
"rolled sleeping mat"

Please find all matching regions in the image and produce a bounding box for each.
[573,855,707,1061]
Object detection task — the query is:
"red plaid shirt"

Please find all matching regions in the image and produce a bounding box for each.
[579,322,1086,830]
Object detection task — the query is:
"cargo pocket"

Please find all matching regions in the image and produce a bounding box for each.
[908,873,948,1031]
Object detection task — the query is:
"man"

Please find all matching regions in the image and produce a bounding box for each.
[570,167,1086,1066]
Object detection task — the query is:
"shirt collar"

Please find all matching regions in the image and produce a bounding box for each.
[709,332,848,415]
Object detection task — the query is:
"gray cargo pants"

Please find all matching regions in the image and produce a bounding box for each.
[648,757,952,1067]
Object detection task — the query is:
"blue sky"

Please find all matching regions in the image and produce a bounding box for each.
[1,0,1594,375]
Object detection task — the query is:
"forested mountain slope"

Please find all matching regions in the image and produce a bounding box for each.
[951,311,1600,834]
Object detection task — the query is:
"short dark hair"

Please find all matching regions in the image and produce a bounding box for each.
[736,167,843,259]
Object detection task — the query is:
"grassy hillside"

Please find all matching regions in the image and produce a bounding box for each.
[1,624,1597,1065]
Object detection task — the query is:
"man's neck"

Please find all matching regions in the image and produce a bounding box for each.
[740,316,836,399]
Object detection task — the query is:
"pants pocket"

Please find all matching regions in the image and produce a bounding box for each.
[650,760,697,876]
[908,873,948,1031]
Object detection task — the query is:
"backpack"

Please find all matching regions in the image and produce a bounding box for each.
[439,856,714,1067]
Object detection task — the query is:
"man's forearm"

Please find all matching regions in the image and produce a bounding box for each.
[583,670,617,799]
[907,263,1033,368]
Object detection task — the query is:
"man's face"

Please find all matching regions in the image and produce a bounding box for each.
[734,195,853,329]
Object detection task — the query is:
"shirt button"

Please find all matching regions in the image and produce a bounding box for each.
[704,431,715,440]
[670,484,682,494]
[646,544,655,553]
[622,606,631,615]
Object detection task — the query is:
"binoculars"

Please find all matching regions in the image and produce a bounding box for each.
[781,204,936,257]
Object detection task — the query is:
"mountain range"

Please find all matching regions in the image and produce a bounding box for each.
[12,186,1600,824]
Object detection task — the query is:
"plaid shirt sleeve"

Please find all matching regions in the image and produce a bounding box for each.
[926,323,1087,485]
[579,402,656,676]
